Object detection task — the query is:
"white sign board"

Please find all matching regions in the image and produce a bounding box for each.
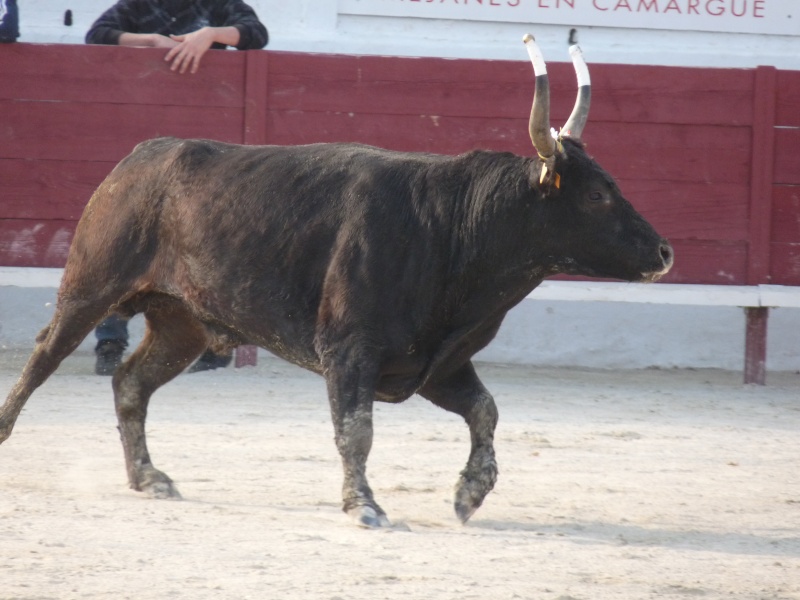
[339,0,798,36]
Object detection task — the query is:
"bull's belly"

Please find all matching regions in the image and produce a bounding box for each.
[254,331,424,403]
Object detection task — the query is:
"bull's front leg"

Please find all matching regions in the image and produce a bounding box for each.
[420,362,499,523]
[323,351,390,528]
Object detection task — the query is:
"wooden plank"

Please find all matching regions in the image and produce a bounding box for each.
[744,307,768,385]
[0,43,246,107]
[621,179,749,241]
[659,240,748,285]
[769,242,800,285]
[588,63,753,127]
[773,127,800,185]
[0,159,112,220]
[747,66,777,285]
[266,110,751,184]
[776,70,800,127]
[267,53,752,125]
[770,185,800,244]
[244,51,269,145]
[0,101,245,162]
[0,219,77,268]
[588,122,751,185]
[554,240,747,285]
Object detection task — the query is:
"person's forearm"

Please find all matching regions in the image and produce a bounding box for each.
[205,26,240,48]
[118,32,157,47]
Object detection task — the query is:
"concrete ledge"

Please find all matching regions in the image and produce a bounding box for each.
[0,267,64,288]
[530,281,764,307]
[3,267,799,309]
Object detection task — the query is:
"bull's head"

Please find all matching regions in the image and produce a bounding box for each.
[523,35,674,283]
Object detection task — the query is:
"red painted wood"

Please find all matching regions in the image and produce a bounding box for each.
[776,70,800,127]
[0,101,244,162]
[235,345,258,368]
[266,111,751,184]
[621,179,749,241]
[769,243,800,285]
[744,307,768,385]
[0,43,796,294]
[244,51,269,144]
[587,122,751,185]
[747,66,776,285]
[0,219,77,267]
[657,240,747,285]
[770,185,800,244]
[267,53,753,126]
[0,159,113,220]
[773,128,800,186]
[0,43,246,107]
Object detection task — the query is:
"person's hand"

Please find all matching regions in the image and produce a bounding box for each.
[165,27,216,74]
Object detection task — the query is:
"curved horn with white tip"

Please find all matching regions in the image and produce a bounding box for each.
[523,34,556,159]
[562,44,591,140]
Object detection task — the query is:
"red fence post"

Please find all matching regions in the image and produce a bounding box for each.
[744,307,768,385]
[235,50,270,368]
[744,66,777,384]
[244,50,269,146]
[748,65,777,285]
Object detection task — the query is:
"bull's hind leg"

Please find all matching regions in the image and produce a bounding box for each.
[420,362,499,524]
[112,296,208,499]
[0,298,110,444]
[322,349,390,528]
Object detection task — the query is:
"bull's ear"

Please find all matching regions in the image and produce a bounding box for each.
[530,156,563,196]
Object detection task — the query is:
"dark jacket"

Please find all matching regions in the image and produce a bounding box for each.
[85,0,268,50]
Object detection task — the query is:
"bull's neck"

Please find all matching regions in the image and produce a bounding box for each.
[444,154,549,313]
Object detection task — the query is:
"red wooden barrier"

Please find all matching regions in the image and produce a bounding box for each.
[1,43,798,378]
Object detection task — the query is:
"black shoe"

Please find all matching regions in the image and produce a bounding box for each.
[95,340,125,376]
[188,349,233,373]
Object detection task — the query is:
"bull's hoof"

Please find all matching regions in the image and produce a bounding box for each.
[143,480,183,500]
[135,469,183,500]
[454,457,498,524]
[347,505,392,529]
[454,475,491,524]
[454,493,481,524]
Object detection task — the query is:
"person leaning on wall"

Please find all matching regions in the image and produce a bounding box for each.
[0,0,19,43]
[84,0,268,375]
[85,0,268,74]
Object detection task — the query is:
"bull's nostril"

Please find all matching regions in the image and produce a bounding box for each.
[659,242,674,267]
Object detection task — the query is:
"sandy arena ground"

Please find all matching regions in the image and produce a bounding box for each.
[0,350,798,600]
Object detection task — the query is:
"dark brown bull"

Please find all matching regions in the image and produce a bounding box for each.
[0,37,672,527]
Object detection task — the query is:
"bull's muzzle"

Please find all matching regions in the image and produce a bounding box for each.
[645,240,674,282]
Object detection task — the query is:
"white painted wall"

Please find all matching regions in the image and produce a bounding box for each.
[2,278,800,373]
[18,0,800,69]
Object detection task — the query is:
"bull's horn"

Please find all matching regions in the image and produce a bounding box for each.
[562,44,591,140]
[523,34,556,159]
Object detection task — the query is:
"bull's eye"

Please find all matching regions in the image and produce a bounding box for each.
[588,191,605,203]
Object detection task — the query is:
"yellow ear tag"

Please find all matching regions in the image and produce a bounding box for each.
[540,164,561,188]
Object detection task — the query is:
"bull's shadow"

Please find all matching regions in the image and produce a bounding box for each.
[469,519,800,557]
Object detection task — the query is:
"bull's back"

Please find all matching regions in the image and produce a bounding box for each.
[67,138,450,374]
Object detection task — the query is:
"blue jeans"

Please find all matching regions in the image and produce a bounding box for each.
[95,314,129,345]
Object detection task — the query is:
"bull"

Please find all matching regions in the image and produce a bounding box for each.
[0,36,673,527]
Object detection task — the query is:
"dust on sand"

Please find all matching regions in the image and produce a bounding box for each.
[1,351,798,600]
